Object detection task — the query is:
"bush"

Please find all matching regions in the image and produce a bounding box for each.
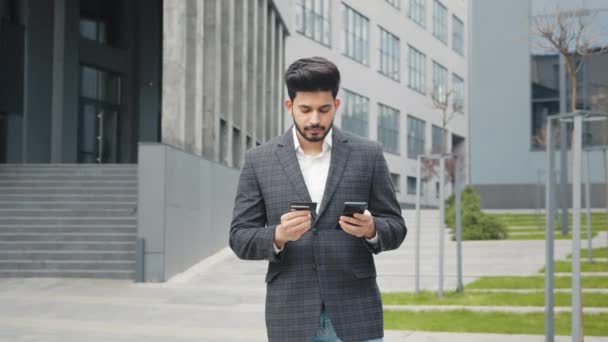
[445,186,508,240]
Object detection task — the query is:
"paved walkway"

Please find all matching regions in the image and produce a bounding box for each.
[0,210,607,341]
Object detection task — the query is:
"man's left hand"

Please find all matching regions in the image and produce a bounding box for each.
[339,210,376,239]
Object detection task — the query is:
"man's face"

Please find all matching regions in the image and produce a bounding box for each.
[285,90,340,143]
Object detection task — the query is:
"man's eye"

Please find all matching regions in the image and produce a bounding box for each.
[301,109,311,113]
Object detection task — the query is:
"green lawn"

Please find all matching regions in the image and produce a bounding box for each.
[489,213,608,227]
[507,232,598,240]
[539,261,608,273]
[569,248,608,259]
[384,310,608,336]
[465,276,608,290]
[381,291,608,307]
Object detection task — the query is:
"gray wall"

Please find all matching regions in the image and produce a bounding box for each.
[138,143,239,282]
[161,0,288,168]
[469,0,608,208]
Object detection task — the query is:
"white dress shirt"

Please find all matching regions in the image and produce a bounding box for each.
[273,127,378,253]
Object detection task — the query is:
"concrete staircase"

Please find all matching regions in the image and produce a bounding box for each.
[0,164,138,279]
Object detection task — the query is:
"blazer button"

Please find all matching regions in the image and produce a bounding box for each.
[312,228,318,235]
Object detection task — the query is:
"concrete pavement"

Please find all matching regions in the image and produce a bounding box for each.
[0,210,606,341]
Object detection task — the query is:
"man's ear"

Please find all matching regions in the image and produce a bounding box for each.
[334,98,341,111]
[285,98,293,112]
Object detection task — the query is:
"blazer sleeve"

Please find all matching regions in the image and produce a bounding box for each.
[229,150,282,263]
[365,143,407,254]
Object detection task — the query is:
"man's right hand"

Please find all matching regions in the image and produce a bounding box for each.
[274,210,312,249]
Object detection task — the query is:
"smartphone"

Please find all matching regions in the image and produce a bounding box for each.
[342,202,368,217]
[289,201,317,214]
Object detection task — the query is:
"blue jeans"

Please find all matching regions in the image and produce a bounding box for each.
[312,306,383,342]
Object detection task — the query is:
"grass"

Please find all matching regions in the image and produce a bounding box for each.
[384,310,608,336]
[465,276,608,290]
[507,232,598,240]
[539,260,608,273]
[381,291,608,307]
[569,248,608,259]
[507,232,597,240]
[489,213,608,226]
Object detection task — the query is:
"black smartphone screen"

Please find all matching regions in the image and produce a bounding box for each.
[342,202,368,217]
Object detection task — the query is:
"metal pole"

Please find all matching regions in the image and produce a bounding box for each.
[455,156,463,293]
[415,156,422,294]
[559,54,569,236]
[585,149,593,264]
[545,117,555,342]
[572,116,583,342]
[438,156,445,299]
[604,148,608,248]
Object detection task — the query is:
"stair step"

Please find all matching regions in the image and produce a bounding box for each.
[0,195,137,202]
[0,180,137,187]
[0,218,136,225]
[0,250,135,261]
[0,188,137,195]
[0,174,136,180]
[0,208,137,217]
[0,269,134,279]
[0,232,136,242]
[0,260,135,271]
[0,241,136,252]
[0,202,136,209]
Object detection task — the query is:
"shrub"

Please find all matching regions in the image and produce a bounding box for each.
[445,186,508,240]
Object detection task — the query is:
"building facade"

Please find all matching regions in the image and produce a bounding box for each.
[470,0,608,209]
[0,0,290,281]
[285,0,469,208]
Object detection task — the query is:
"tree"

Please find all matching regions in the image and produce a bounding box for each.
[421,86,465,190]
[531,6,608,113]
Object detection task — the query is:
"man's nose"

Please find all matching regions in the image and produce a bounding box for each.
[310,111,321,124]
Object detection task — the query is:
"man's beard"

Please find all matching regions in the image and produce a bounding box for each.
[292,113,334,143]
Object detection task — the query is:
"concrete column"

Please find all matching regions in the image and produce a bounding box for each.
[258,0,268,142]
[51,0,65,162]
[183,0,198,154]
[161,0,187,150]
[202,0,221,161]
[192,0,204,156]
[236,0,248,166]
[276,24,284,136]
[221,0,235,167]
[248,0,259,145]
[267,10,276,141]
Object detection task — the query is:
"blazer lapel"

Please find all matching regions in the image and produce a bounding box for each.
[315,127,350,222]
[275,128,313,203]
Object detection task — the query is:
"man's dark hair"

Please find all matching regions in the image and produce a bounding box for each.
[285,57,340,101]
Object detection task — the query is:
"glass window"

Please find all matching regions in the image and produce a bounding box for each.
[391,173,401,192]
[452,15,464,55]
[379,27,400,81]
[342,3,369,65]
[452,73,464,112]
[296,0,331,46]
[408,0,426,27]
[432,124,447,153]
[385,0,401,10]
[378,103,400,154]
[407,115,426,159]
[407,176,418,194]
[341,89,369,137]
[432,0,447,44]
[432,61,447,101]
[408,46,426,94]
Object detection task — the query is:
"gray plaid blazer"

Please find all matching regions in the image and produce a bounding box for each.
[229,126,407,341]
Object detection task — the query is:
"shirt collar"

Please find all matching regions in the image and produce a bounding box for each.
[292,126,333,156]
